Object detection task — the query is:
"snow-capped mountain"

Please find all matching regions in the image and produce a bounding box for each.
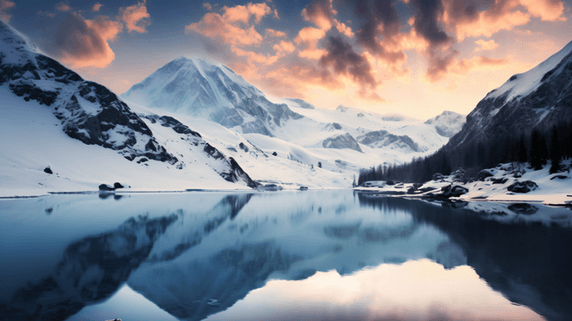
[0,21,256,194]
[424,111,466,138]
[122,58,466,181]
[121,57,303,137]
[448,40,572,149]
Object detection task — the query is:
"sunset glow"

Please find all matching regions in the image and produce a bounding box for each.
[5,0,572,118]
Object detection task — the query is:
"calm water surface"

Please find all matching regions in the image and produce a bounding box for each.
[1,191,571,321]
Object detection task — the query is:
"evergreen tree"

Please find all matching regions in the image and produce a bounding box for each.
[549,126,561,173]
[529,128,548,170]
[518,134,528,163]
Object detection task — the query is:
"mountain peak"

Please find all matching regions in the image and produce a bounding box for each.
[122,56,302,137]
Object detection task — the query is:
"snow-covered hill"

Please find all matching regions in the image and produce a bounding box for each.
[0,21,256,195]
[448,40,572,149]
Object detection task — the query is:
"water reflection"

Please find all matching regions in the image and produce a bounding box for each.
[0,191,570,321]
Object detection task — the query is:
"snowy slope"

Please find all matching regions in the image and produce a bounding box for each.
[448,40,572,149]
[0,21,257,195]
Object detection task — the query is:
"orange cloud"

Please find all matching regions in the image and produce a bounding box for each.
[294,27,326,44]
[426,54,510,82]
[186,13,264,46]
[56,12,123,68]
[474,39,499,51]
[186,2,273,46]
[442,0,566,41]
[55,2,71,12]
[0,0,15,22]
[273,40,295,53]
[265,28,287,38]
[302,0,334,30]
[203,2,212,11]
[519,0,566,21]
[120,1,150,33]
[222,2,271,24]
[92,3,102,12]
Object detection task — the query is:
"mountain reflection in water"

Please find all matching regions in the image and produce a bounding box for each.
[0,191,570,321]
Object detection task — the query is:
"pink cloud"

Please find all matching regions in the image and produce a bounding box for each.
[55,2,71,12]
[55,12,123,68]
[92,3,103,12]
[0,0,15,22]
[120,1,150,33]
[203,2,212,11]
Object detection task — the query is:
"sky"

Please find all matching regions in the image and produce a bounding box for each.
[2,0,572,119]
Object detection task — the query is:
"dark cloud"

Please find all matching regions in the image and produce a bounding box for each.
[320,35,377,89]
[410,0,452,47]
[425,47,459,81]
[346,0,406,64]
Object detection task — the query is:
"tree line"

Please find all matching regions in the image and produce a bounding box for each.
[358,120,572,185]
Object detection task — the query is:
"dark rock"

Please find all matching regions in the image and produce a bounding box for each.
[508,203,539,215]
[550,175,568,180]
[386,180,396,186]
[332,122,342,130]
[239,142,249,152]
[452,168,465,181]
[440,185,469,198]
[491,177,508,184]
[43,167,53,174]
[478,170,493,181]
[507,180,538,193]
[98,184,115,191]
[113,182,124,189]
[299,186,308,191]
[433,173,444,181]
[441,201,469,209]
[272,151,278,156]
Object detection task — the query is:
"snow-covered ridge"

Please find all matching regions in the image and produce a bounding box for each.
[486,40,572,102]
[448,39,572,149]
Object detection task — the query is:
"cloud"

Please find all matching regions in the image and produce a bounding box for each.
[120,1,150,33]
[55,2,71,12]
[320,36,378,90]
[442,0,565,41]
[302,0,335,30]
[474,39,498,51]
[222,2,271,24]
[273,40,295,53]
[203,2,212,11]
[0,0,15,22]
[54,12,123,68]
[426,52,510,81]
[92,3,103,12]
[186,2,273,46]
[265,28,287,38]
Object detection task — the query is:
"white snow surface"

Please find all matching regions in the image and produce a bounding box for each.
[486,40,572,101]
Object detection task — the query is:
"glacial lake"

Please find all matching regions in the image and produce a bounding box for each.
[1,190,571,321]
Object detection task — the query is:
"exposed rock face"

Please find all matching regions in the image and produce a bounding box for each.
[121,57,303,137]
[322,133,362,152]
[141,114,257,188]
[0,20,177,164]
[447,41,572,150]
[356,130,424,152]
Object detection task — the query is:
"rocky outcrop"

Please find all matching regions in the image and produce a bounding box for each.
[322,133,362,152]
[507,180,538,193]
[357,130,423,152]
[0,20,178,165]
